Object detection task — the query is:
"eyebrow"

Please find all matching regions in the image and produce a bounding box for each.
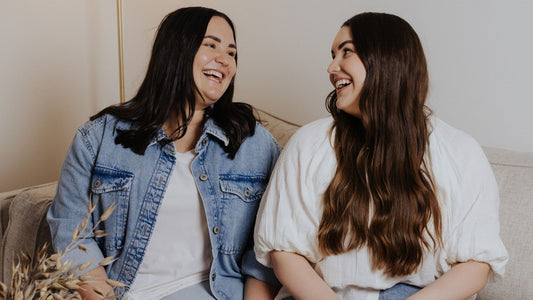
[204,35,236,49]
[331,40,354,55]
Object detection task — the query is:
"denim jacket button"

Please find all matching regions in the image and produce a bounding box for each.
[244,189,251,197]
[200,174,208,181]
[93,178,101,188]
[213,225,220,234]
[202,139,207,146]
[211,273,217,281]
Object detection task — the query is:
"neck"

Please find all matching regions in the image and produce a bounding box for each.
[165,109,206,153]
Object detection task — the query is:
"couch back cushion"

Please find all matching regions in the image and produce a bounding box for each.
[477,148,533,300]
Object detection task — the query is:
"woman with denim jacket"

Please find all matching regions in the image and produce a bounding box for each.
[47,7,280,300]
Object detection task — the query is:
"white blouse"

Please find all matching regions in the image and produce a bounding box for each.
[254,116,508,300]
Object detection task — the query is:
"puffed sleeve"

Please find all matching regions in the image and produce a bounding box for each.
[439,133,508,278]
[254,118,337,267]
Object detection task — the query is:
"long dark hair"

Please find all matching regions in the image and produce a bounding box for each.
[318,12,442,277]
[91,7,255,158]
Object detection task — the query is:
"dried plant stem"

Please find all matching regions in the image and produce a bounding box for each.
[0,193,125,299]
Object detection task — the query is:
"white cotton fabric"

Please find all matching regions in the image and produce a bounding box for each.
[254,116,508,300]
[128,150,212,300]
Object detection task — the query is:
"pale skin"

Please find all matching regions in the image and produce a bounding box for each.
[271,250,490,300]
[77,266,114,300]
[271,251,339,300]
[244,277,279,300]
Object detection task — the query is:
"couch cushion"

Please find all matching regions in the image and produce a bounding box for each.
[477,147,533,299]
[255,108,300,148]
[0,182,56,283]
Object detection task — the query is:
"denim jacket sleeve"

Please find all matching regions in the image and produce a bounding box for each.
[240,124,281,288]
[47,116,107,272]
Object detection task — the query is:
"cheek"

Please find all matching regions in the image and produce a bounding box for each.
[193,50,209,68]
[228,63,237,79]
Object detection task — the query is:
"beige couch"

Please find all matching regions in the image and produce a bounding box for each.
[1,110,532,299]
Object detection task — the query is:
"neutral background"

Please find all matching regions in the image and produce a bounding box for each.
[1,0,532,191]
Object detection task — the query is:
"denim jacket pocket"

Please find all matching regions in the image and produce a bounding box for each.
[219,174,267,203]
[218,174,267,255]
[90,166,133,252]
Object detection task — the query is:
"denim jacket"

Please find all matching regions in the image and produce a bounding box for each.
[47,114,281,299]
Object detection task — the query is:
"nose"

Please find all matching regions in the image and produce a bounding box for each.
[215,51,229,66]
[327,58,340,74]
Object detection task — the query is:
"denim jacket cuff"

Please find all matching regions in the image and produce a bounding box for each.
[242,247,281,289]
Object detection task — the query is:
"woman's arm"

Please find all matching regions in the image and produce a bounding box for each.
[77,266,115,300]
[271,251,339,300]
[244,277,279,300]
[408,260,490,300]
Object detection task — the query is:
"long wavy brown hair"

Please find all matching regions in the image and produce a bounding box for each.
[318,12,442,277]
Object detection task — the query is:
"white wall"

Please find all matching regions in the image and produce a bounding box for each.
[0,0,119,191]
[122,0,533,152]
[1,0,531,191]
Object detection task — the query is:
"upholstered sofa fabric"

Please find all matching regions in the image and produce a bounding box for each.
[0,182,56,283]
[0,109,531,299]
[477,147,533,299]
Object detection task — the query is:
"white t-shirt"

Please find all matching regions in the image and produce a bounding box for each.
[254,116,508,300]
[128,150,212,300]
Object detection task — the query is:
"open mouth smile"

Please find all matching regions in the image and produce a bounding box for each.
[335,79,352,90]
[203,69,225,83]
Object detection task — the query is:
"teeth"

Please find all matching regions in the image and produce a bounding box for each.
[335,79,352,89]
[203,70,223,78]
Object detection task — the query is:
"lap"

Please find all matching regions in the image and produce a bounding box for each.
[161,281,215,300]
[379,283,421,300]
[279,282,421,300]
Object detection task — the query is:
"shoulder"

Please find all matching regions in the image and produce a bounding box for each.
[78,114,131,137]
[428,117,496,198]
[234,121,281,156]
[429,117,487,166]
[251,121,281,149]
[74,114,133,153]
[273,117,336,181]
[283,117,334,154]
[226,121,281,168]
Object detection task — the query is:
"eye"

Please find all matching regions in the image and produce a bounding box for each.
[343,47,354,56]
[227,50,236,57]
[203,42,216,49]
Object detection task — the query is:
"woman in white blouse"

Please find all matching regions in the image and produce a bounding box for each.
[254,12,508,300]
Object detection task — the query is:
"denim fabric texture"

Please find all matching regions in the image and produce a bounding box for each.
[378,283,421,300]
[47,114,281,299]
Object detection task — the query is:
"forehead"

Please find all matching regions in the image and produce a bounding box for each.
[331,26,353,49]
[205,16,235,43]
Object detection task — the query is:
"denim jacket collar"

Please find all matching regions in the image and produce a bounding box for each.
[201,118,229,146]
[147,118,229,156]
